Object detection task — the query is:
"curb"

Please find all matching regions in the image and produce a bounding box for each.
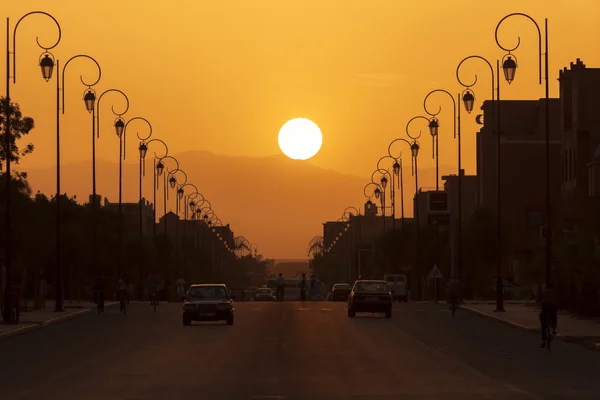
[0,302,118,341]
[461,306,538,333]
[461,306,600,350]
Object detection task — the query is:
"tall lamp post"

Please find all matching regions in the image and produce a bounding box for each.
[495,13,552,286]
[139,138,168,235]
[424,89,460,280]
[406,116,440,299]
[4,12,61,322]
[388,138,420,299]
[156,155,179,235]
[57,55,101,310]
[456,54,502,311]
[96,89,129,275]
[377,156,401,234]
[123,117,154,238]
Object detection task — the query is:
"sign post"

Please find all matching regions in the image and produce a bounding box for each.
[427,264,443,303]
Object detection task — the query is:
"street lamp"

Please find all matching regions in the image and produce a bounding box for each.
[388,137,420,299]
[39,53,55,82]
[424,88,461,281]
[139,138,168,236]
[96,89,130,275]
[3,11,61,322]
[56,54,101,311]
[461,90,475,114]
[495,12,552,287]
[156,156,179,237]
[428,117,439,137]
[501,55,517,84]
[456,54,502,311]
[407,116,437,189]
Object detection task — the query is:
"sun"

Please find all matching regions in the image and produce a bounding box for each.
[278,118,323,160]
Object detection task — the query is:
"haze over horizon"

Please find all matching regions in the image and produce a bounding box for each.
[21,149,454,259]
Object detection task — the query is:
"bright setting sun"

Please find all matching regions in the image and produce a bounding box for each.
[277,118,323,160]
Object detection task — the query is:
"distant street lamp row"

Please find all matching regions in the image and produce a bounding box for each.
[2,10,259,323]
[321,12,551,311]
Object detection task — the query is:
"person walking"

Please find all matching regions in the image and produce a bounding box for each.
[276,273,285,301]
[300,273,307,301]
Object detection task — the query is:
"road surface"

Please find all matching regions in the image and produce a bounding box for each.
[1,301,599,399]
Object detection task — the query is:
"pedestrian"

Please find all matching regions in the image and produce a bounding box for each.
[276,273,285,301]
[300,273,307,301]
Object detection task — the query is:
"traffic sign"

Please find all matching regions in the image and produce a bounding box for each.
[428,264,443,279]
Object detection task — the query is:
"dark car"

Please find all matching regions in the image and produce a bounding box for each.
[331,283,351,301]
[254,288,275,301]
[347,280,392,318]
[182,284,234,326]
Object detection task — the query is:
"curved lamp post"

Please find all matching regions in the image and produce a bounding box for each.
[97,89,129,215]
[178,183,200,246]
[424,89,461,280]
[388,137,420,299]
[456,54,503,311]
[371,168,392,234]
[496,13,552,286]
[156,155,179,235]
[165,168,187,267]
[96,89,129,275]
[139,137,168,234]
[378,155,403,232]
[4,11,61,321]
[57,54,101,309]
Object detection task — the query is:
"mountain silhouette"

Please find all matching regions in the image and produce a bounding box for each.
[23,151,453,259]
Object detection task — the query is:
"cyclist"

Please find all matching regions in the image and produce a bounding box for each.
[117,274,128,313]
[540,283,558,348]
[446,278,463,315]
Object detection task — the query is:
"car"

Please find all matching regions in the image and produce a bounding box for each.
[254,287,275,301]
[182,284,234,326]
[347,280,392,318]
[331,283,352,301]
[384,273,409,302]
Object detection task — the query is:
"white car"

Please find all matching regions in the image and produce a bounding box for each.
[254,288,275,301]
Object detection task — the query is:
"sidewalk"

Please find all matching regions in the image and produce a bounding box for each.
[461,302,600,351]
[0,301,117,341]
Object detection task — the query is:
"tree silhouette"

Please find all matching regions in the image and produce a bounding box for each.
[0,97,35,171]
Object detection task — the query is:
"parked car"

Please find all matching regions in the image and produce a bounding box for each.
[331,283,352,301]
[182,284,234,326]
[255,287,275,301]
[347,280,393,318]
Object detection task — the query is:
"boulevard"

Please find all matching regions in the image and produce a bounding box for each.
[1,301,599,399]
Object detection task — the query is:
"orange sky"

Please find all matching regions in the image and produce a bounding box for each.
[3,0,600,258]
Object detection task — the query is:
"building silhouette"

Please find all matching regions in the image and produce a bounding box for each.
[558,59,600,230]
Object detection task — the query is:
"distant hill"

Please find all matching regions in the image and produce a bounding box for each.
[23,151,452,259]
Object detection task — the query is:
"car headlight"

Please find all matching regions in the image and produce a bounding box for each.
[217,303,232,310]
[183,303,196,310]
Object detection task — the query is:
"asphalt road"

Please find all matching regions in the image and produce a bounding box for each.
[1,301,600,399]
